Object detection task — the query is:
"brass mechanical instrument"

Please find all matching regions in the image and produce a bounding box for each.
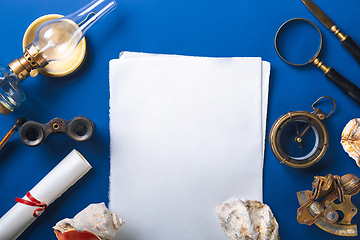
[297,173,360,236]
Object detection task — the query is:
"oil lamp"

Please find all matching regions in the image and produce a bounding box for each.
[0,0,117,115]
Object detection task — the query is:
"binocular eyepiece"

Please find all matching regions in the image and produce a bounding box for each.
[19,116,94,147]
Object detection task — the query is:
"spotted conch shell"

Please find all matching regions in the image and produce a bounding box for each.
[341,118,360,166]
[53,202,125,240]
[216,198,279,240]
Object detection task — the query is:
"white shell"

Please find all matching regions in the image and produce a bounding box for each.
[216,198,279,240]
[341,118,360,166]
[53,202,125,240]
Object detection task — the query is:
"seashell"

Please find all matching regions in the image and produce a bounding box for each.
[55,229,101,240]
[341,118,360,166]
[53,202,125,240]
[215,198,279,240]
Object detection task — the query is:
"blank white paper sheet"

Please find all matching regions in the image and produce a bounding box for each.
[109,52,270,240]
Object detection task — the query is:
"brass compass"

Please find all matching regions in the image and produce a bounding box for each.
[269,96,336,168]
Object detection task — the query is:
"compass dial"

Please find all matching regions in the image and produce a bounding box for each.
[269,111,328,168]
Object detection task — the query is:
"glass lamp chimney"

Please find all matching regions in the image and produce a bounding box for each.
[0,0,117,115]
[33,0,117,62]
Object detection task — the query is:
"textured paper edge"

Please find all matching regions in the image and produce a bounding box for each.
[108,52,271,237]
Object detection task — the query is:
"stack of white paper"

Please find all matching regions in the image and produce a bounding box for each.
[109,52,270,240]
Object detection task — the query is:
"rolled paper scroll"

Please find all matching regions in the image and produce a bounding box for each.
[0,149,92,240]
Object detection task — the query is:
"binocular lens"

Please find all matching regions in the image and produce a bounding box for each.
[19,122,45,147]
[67,117,94,142]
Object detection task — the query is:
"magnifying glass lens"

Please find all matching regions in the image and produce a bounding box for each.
[276,19,322,65]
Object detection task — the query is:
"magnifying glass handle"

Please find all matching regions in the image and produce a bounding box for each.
[325,68,360,106]
[342,36,360,66]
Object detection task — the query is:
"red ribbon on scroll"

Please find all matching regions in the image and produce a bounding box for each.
[15,192,48,217]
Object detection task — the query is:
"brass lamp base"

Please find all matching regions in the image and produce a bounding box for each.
[0,101,11,116]
[22,14,87,77]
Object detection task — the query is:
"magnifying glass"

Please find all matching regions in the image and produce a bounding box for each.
[275,18,360,106]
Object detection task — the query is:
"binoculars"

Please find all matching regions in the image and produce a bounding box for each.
[19,116,94,147]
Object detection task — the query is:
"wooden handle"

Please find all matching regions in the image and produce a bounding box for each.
[325,68,360,106]
[341,36,360,66]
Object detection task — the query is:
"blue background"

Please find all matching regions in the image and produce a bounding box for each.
[1,0,360,239]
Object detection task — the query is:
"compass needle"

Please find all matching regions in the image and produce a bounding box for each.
[294,123,304,156]
[296,122,300,135]
[299,143,303,157]
[300,124,312,138]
